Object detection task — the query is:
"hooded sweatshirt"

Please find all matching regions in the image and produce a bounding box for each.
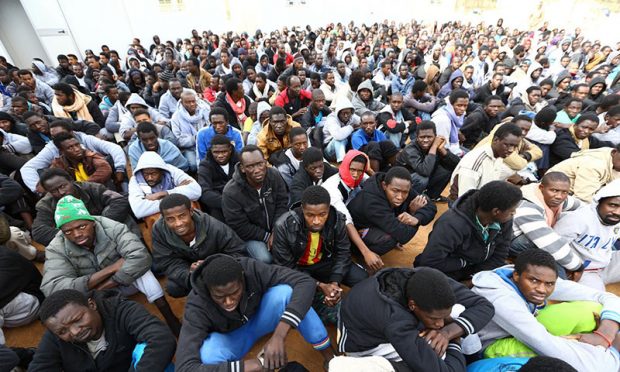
[437,69,464,100]
[472,266,620,371]
[511,61,543,100]
[119,93,168,139]
[174,255,316,372]
[170,96,211,149]
[322,150,369,225]
[512,183,582,270]
[548,148,620,203]
[553,180,620,270]
[323,98,360,144]
[128,152,201,218]
[351,80,385,117]
[431,97,466,156]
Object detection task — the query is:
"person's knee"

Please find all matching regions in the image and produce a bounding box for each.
[166,279,190,298]
[245,240,273,263]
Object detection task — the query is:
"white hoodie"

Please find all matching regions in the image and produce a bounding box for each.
[472,265,620,371]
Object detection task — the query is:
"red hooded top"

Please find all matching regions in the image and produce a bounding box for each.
[338,150,369,189]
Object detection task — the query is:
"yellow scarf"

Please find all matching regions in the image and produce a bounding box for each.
[52,89,94,122]
[569,126,590,150]
[74,163,89,182]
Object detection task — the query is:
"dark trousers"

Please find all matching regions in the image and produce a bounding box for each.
[298,257,368,287]
[360,227,398,256]
[0,345,19,372]
[166,277,191,298]
[410,165,453,199]
[0,151,27,175]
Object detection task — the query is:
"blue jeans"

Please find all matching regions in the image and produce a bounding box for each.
[324,138,348,162]
[181,148,197,173]
[385,131,402,148]
[245,240,273,263]
[200,285,331,364]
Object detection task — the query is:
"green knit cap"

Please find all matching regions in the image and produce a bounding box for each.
[54,195,95,228]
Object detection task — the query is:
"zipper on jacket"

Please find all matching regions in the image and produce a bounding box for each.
[260,195,270,230]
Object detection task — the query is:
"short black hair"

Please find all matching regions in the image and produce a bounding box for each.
[599,95,620,112]
[476,180,522,212]
[417,120,436,134]
[52,132,76,148]
[49,119,72,132]
[39,289,89,323]
[132,108,150,118]
[541,171,570,186]
[17,69,33,77]
[52,82,74,97]
[210,134,233,148]
[512,114,533,124]
[40,168,72,185]
[484,95,502,105]
[269,105,287,118]
[564,97,583,108]
[301,185,330,206]
[203,255,244,289]
[493,123,522,140]
[209,106,229,122]
[519,356,577,372]
[136,121,157,136]
[514,249,558,276]
[406,267,456,311]
[575,112,599,125]
[187,56,200,67]
[239,144,263,163]
[22,111,44,122]
[448,89,469,105]
[525,85,542,94]
[534,106,557,127]
[288,126,307,142]
[159,193,191,214]
[384,166,412,185]
[225,77,242,95]
[411,80,427,94]
[302,146,323,165]
[608,105,620,117]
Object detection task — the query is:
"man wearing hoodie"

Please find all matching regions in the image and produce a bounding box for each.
[460,95,503,149]
[118,93,169,142]
[175,254,333,372]
[197,135,239,221]
[349,166,437,256]
[128,151,201,220]
[170,91,211,172]
[351,79,385,117]
[415,181,522,282]
[152,194,246,298]
[221,145,288,264]
[128,121,189,171]
[437,69,466,100]
[511,61,543,101]
[432,90,469,157]
[323,98,360,162]
[338,266,494,371]
[471,249,620,371]
[510,172,583,278]
[554,179,620,291]
[549,146,620,203]
[30,289,176,372]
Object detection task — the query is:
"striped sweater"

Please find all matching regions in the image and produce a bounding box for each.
[512,183,582,270]
[450,145,512,198]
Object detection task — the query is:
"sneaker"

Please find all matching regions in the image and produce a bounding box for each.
[432,196,451,203]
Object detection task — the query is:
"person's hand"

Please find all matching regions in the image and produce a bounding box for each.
[262,334,287,370]
[506,173,526,186]
[398,212,420,227]
[95,278,119,290]
[419,329,450,357]
[319,282,342,307]
[267,233,274,251]
[362,251,384,273]
[431,136,444,150]
[109,258,125,274]
[114,171,124,185]
[409,195,428,213]
[243,358,263,372]
[144,191,168,201]
[578,332,611,348]
[178,179,194,186]
[293,107,308,117]
[190,260,203,273]
[458,131,465,143]
[566,269,584,282]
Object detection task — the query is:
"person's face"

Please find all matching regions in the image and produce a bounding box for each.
[138,131,159,152]
[59,138,84,161]
[25,115,49,135]
[492,134,521,158]
[590,83,604,97]
[452,77,463,89]
[539,180,570,208]
[68,55,78,65]
[336,63,346,75]
[44,300,103,344]
[416,129,436,151]
[0,119,12,132]
[325,72,335,86]
[560,56,570,68]
[359,88,372,101]
[573,119,598,140]
[606,114,620,129]
[410,303,452,330]
[398,65,409,78]
[348,160,365,182]
[478,49,489,61]
[565,101,582,118]
[162,205,195,237]
[558,78,570,91]
[240,150,267,186]
[99,54,109,65]
[540,84,551,97]
[11,101,27,116]
[305,160,324,182]
[382,63,391,75]
[169,82,183,100]
[382,178,411,208]
[598,197,620,225]
[246,69,256,82]
[141,168,163,187]
[315,55,323,66]
[182,95,197,114]
[337,108,353,124]
[58,58,69,69]
[484,99,503,118]
[232,64,242,76]
[390,95,403,113]
[312,94,325,111]
[360,115,376,136]
[302,202,329,232]
[61,219,95,248]
[20,73,35,89]
[464,67,474,79]
[211,143,232,165]
[513,265,557,305]
[491,74,502,89]
[527,89,541,105]
[209,280,244,312]
[452,97,468,116]
[290,134,308,158]
[133,113,150,124]
[269,113,288,136]
[42,175,75,200]
[513,119,532,137]
[289,78,302,98]
[211,114,228,135]
[573,86,589,100]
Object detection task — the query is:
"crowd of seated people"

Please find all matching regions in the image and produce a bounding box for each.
[0,16,620,372]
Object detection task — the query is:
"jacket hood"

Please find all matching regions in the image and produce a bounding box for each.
[339,150,369,189]
[451,189,480,227]
[335,97,355,115]
[555,70,571,86]
[134,151,169,172]
[376,268,413,308]
[589,76,607,92]
[592,179,620,206]
[448,69,464,85]
[125,93,148,108]
[356,79,374,94]
[527,61,543,80]
[189,253,228,300]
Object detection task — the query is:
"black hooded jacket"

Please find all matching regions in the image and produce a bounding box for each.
[29,291,176,372]
[549,128,612,167]
[0,246,43,309]
[338,267,494,371]
[221,164,288,242]
[175,255,316,372]
[288,161,338,207]
[348,173,437,244]
[414,189,512,281]
[197,150,239,211]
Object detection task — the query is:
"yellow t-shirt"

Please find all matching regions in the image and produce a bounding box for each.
[298,232,323,266]
[243,117,255,133]
[74,163,89,182]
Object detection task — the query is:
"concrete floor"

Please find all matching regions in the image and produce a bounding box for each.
[5,202,620,371]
